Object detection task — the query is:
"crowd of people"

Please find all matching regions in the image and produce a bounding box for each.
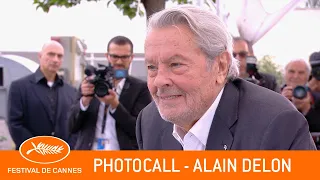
[6,4,320,151]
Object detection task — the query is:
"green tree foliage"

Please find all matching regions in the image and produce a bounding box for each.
[257,55,284,86]
[33,0,213,20]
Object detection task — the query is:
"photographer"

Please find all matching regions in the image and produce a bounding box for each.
[309,51,320,93]
[281,58,320,132]
[233,37,280,92]
[305,52,320,133]
[68,36,152,150]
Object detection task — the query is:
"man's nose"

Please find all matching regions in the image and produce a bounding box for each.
[293,73,299,78]
[53,54,62,62]
[153,68,172,88]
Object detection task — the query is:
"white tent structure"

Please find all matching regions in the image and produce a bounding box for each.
[1,54,39,73]
[0,55,39,150]
[195,0,304,46]
[0,54,39,120]
[236,0,304,45]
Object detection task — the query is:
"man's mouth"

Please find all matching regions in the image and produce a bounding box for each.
[159,95,182,100]
[114,65,125,69]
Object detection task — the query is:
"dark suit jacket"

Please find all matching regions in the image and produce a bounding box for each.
[136,78,316,150]
[69,76,152,150]
[7,69,78,150]
[305,99,320,132]
[257,72,280,93]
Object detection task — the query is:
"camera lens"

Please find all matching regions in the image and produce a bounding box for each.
[293,86,308,99]
[94,82,110,97]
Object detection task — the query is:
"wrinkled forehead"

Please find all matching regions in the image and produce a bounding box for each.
[233,40,248,52]
[145,26,196,53]
[149,24,195,40]
[286,61,308,72]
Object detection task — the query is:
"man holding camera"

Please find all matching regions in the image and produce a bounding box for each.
[233,37,280,92]
[305,52,320,133]
[281,58,320,133]
[309,52,320,94]
[69,36,152,150]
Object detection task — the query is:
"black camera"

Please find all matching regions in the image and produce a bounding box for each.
[84,64,114,97]
[293,85,309,99]
[245,56,262,85]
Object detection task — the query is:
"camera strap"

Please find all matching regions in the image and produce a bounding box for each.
[101,104,109,134]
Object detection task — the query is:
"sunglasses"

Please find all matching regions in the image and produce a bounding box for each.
[233,51,248,58]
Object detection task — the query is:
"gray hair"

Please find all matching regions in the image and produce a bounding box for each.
[146,4,239,80]
[285,59,311,76]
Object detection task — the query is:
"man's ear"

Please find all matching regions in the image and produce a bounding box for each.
[128,54,134,64]
[38,52,42,59]
[105,53,111,63]
[216,51,231,84]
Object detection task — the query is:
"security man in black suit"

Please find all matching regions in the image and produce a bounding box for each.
[233,37,280,92]
[7,40,78,150]
[69,36,152,150]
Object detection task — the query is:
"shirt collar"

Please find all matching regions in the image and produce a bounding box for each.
[172,87,225,146]
[115,78,126,95]
[34,68,63,86]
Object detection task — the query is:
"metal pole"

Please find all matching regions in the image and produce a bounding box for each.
[193,0,205,7]
[216,0,220,16]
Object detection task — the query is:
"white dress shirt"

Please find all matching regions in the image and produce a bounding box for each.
[172,87,225,150]
[80,78,126,150]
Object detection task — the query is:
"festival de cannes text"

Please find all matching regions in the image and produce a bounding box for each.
[93,158,291,173]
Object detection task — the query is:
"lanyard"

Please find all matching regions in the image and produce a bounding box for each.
[101,105,108,134]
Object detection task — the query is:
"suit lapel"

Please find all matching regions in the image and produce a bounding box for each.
[161,122,183,150]
[30,79,52,123]
[118,77,131,105]
[205,82,239,150]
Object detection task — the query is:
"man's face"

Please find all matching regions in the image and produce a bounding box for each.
[39,43,64,73]
[106,43,133,70]
[285,61,309,87]
[233,40,249,78]
[145,25,228,129]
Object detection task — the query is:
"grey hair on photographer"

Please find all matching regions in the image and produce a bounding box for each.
[285,59,311,76]
[146,4,239,80]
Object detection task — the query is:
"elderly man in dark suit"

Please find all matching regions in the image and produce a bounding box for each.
[7,40,78,150]
[69,36,152,150]
[136,5,316,150]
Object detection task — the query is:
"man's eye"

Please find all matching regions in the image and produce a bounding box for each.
[171,63,182,67]
[147,65,157,70]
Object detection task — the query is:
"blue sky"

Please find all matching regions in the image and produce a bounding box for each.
[0,0,319,68]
